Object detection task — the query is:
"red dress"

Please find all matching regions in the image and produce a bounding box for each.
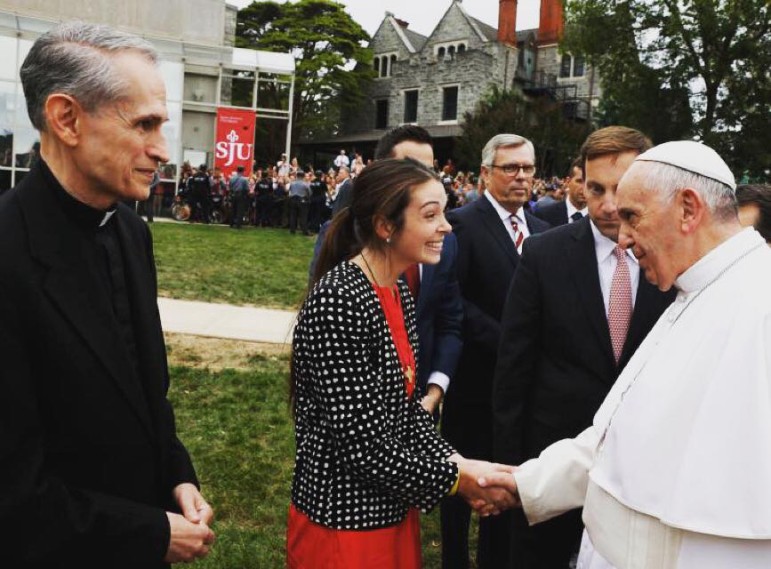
[287,283,421,569]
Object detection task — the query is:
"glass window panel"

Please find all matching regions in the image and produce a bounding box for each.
[159,60,184,102]
[15,83,32,129]
[404,90,418,123]
[221,70,255,108]
[162,100,182,169]
[0,127,12,167]
[0,36,18,81]
[13,127,39,169]
[560,54,572,78]
[442,86,458,121]
[0,80,15,126]
[375,99,388,129]
[573,55,585,77]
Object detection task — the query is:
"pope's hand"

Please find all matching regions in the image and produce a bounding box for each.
[449,455,519,516]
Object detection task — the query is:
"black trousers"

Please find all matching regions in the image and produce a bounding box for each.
[440,400,510,569]
[288,197,309,234]
[231,193,247,228]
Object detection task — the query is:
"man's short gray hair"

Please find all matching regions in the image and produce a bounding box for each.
[635,161,738,221]
[481,134,535,167]
[20,21,158,132]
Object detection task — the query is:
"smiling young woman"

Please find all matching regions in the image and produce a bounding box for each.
[287,159,515,568]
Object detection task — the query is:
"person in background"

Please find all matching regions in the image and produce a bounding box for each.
[736,183,771,244]
[228,165,249,230]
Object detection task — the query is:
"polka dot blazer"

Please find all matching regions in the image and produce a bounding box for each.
[291,261,459,529]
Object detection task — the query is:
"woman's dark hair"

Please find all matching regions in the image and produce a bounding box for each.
[292,159,438,416]
[312,158,439,285]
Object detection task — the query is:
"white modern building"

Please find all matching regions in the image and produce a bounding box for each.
[0,0,294,191]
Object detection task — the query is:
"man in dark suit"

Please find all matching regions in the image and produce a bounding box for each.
[492,126,676,568]
[442,134,551,569]
[0,23,214,568]
[372,125,463,414]
[534,157,587,227]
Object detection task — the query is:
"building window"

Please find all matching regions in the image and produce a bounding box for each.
[375,99,389,129]
[448,46,456,58]
[438,47,446,59]
[560,54,572,78]
[573,55,585,77]
[390,54,397,74]
[442,86,459,121]
[458,44,466,54]
[374,58,380,74]
[404,90,418,123]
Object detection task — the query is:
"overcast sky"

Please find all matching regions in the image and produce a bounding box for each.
[226,0,541,37]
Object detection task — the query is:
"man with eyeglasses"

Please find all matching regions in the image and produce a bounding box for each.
[441,134,551,569]
[491,126,675,568]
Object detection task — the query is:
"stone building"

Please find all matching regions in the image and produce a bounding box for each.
[306,0,600,167]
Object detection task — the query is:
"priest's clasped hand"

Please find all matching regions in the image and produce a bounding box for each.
[448,454,519,516]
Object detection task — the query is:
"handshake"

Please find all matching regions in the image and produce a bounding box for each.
[448,453,521,516]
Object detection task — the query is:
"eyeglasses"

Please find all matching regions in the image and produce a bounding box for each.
[489,163,537,177]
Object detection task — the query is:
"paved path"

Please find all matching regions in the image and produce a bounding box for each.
[158,297,296,344]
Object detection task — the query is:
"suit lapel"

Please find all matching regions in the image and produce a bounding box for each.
[477,198,518,265]
[568,219,615,368]
[19,167,155,438]
[416,262,434,318]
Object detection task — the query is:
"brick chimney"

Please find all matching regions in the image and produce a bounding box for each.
[498,0,518,45]
[537,0,564,45]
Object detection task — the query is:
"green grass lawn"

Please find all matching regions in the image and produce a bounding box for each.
[150,223,316,309]
[168,346,477,568]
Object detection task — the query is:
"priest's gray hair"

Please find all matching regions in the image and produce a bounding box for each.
[20,21,158,132]
[481,134,535,167]
[636,161,737,221]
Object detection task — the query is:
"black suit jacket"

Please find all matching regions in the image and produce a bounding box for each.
[533,199,568,227]
[0,162,198,568]
[492,217,675,465]
[442,197,551,455]
[414,232,463,390]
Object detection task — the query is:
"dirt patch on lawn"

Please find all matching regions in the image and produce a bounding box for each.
[165,332,290,371]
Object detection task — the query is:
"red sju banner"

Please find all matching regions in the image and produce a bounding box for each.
[215,107,256,176]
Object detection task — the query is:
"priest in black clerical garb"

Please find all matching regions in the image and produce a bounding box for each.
[0,22,214,568]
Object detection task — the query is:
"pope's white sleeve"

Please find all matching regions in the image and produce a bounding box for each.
[513,426,599,525]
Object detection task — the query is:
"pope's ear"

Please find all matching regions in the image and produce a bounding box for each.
[44,93,83,147]
[679,187,705,234]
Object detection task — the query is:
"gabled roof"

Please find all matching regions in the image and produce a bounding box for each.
[467,15,498,42]
[402,26,428,52]
[387,15,428,53]
[454,2,491,43]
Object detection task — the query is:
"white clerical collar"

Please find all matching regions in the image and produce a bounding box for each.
[100,209,117,227]
[674,228,764,294]
[566,199,587,221]
[485,190,524,223]
[589,219,638,266]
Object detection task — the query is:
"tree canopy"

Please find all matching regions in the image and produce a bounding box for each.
[236,0,373,161]
[456,87,591,177]
[563,0,770,181]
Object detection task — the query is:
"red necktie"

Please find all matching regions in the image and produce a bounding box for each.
[608,246,632,363]
[404,263,420,299]
[510,215,524,253]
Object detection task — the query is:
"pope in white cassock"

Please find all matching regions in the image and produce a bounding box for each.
[480,140,771,568]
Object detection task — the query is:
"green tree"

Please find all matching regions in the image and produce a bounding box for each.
[237,0,373,163]
[456,86,591,177]
[563,0,771,181]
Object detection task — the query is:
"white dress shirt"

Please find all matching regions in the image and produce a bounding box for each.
[566,199,588,223]
[485,191,530,252]
[590,221,639,312]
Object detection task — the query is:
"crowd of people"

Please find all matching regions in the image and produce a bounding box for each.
[3,21,771,569]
